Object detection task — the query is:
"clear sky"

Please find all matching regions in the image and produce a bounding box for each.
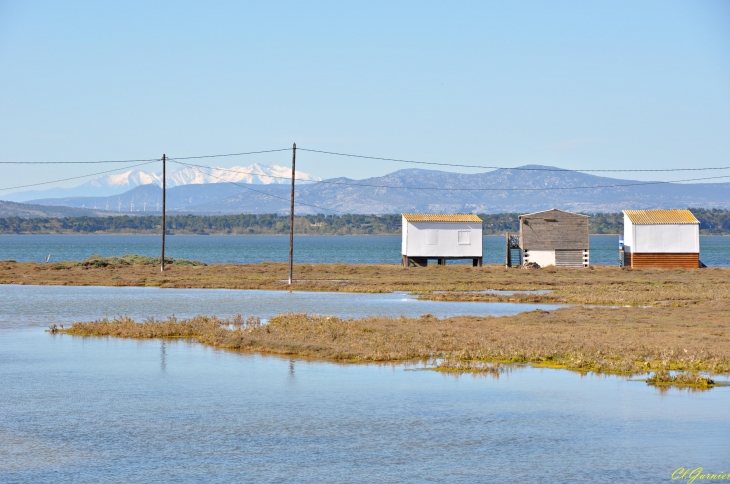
[1,0,729,194]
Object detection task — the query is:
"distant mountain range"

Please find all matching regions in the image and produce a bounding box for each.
[3,165,730,216]
[3,163,321,202]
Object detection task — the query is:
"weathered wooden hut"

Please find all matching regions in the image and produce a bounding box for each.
[517,209,589,268]
[401,213,483,267]
[622,209,700,268]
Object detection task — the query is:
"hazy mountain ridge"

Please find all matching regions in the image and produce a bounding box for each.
[0,200,110,218]
[7,165,730,215]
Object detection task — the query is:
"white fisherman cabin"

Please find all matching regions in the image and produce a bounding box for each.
[401,213,483,267]
[622,209,701,268]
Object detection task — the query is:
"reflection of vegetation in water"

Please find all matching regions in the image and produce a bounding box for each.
[428,359,513,379]
[646,370,717,391]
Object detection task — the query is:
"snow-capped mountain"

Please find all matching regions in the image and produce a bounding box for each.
[88,169,162,190]
[164,163,321,187]
[90,163,320,189]
[4,163,321,202]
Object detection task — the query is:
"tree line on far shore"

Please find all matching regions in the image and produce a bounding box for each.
[0,209,728,235]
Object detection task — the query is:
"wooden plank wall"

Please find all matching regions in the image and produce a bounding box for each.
[519,211,589,250]
[555,249,589,268]
[629,253,699,269]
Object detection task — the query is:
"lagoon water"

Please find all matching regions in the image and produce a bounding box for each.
[3,234,730,267]
[1,285,729,482]
[0,285,566,330]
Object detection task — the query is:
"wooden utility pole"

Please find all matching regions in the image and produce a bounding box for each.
[161,154,166,272]
[288,143,296,284]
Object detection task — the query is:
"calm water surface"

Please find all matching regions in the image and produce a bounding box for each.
[0,285,565,330]
[1,286,729,482]
[3,234,729,266]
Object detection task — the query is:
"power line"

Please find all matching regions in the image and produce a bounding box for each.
[177,161,730,191]
[1,148,290,165]
[168,159,347,214]
[298,148,730,173]
[5,147,729,197]
[0,161,158,192]
[4,145,728,173]
[0,158,160,165]
[170,148,291,160]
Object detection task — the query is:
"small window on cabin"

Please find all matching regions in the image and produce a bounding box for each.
[458,230,470,245]
[426,230,438,245]
[544,219,558,222]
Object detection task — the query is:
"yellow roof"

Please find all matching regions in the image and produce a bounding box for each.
[402,213,483,223]
[623,209,699,225]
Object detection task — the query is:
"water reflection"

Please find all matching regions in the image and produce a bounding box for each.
[0,285,567,331]
[288,359,296,383]
[0,328,729,482]
[160,341,167,372]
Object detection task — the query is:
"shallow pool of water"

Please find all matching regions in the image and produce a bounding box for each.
[1,286,729,482]
[0,285,565,330]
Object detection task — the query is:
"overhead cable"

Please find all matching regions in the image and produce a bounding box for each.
[1,149,290,165]
[0,158,160,165]
[170,148,292,160]
[298,148,730,173]
[5,146,728,173]
[0,161,158,192]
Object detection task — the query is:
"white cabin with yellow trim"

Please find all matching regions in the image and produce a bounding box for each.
[401,213,483,267]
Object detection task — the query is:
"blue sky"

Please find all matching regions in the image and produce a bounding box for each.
[1,0,729,194]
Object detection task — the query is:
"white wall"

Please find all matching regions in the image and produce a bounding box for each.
[634,224,699,253]
[623,214,634,253]
[523,249,555,267]
[402,221,482,257]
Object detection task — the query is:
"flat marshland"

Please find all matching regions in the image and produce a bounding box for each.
[2,256,729,306]
[5,257,730,383]
[59,303,730,377]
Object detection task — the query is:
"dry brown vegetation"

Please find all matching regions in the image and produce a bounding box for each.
[3,258,730,307]
[646,370,716,388]
[58,300,730,377]
[14,257,730,384]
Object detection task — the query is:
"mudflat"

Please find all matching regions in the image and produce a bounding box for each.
[12,257,727,381]
[2,258,729,306]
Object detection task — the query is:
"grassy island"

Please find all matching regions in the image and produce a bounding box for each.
[13,256,727,386]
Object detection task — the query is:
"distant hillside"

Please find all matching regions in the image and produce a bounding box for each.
[0,200,110,218]
[15,165,730,214]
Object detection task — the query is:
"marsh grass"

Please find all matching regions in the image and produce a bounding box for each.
[5,261,729,306]
[431,359,510,378]
[646,370,716,388]
[75,254,206,268]
[57,301,730,376]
